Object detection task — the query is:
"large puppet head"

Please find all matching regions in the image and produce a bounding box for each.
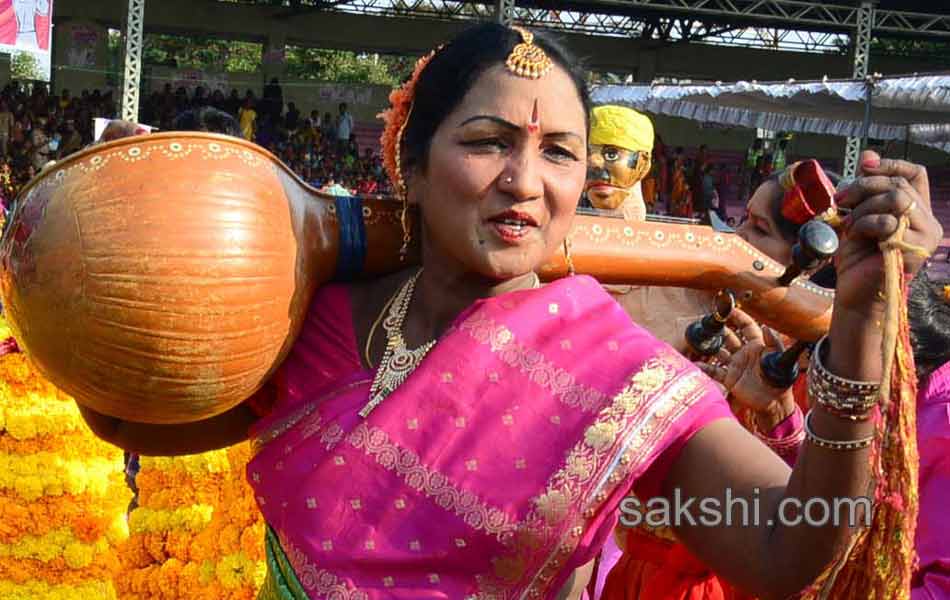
[586,105,653,212]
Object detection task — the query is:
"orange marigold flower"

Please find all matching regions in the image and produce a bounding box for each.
[378,48,441,192]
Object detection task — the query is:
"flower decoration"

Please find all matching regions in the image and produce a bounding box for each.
[377,48,441,195]
[116,443,266,599]
[0,316,128,599]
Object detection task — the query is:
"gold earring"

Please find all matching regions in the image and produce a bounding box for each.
[395,106,412,261]
[563,236,575,276]
[399,194,411,262]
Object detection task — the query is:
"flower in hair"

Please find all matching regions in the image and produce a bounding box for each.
[378,48,441,194]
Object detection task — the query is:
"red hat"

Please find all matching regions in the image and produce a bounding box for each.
[779,160,836,225]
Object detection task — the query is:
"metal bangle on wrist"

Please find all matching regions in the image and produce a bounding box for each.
[804,410,874,451]
[807,336,880,421]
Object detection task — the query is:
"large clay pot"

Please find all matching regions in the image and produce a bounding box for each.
[0,132,832,424]
[0,133,408,423]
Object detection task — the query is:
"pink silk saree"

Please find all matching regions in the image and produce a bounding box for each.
[247,274,732,599]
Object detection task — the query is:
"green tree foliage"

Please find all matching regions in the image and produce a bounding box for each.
[10,51,42,81]
[143,34,262,72]
[134,33,415,85]
[834,36,950,67]
[284,47,415,85]
[869,38,950,65]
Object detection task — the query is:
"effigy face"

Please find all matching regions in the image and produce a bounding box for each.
[585,144,643,210]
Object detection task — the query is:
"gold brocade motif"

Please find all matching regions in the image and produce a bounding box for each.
[474,352,707,599]
[459,315,609,412]
[347,422,518,541]
[276,531,368,599]
[251,379,371,455]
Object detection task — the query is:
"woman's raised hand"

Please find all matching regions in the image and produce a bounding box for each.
[696,307,798,431]
[832,150,943,318]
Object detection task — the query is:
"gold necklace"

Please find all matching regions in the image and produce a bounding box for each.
[364,284,401,369]
[359,270,435,418]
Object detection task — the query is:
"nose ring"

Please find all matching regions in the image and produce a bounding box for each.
[504,176,513,184]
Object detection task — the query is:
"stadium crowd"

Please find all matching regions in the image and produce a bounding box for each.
[0,80,390,207]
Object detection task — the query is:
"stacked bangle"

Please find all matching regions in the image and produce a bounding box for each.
[807,336,879,421]
[754,406,805,460]
[804,410,874,451]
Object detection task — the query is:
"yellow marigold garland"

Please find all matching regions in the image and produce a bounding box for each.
[117,443,266,599]
[0,579,118,600]
[0,316,129,597]
[128,505,214,535]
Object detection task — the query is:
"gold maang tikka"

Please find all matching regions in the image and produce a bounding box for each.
[506,26,553,80]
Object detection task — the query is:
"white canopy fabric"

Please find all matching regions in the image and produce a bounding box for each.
[591,73,950,153]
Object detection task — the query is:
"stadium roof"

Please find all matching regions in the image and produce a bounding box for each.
[249,0,950,47]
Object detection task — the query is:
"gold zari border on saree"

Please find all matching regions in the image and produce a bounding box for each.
[473,350,708,599]
[275,530,369,600]
[251,378,372,455]
[348,422,519,541]
[459,315,609,413]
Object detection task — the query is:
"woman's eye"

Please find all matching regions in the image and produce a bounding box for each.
[464,138,507,150]
[546,146,578,162]
[604,150,619,161]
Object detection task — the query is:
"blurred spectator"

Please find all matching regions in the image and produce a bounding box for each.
[262,78,284,121]
[336,102,353,150]
[0,102,12,157]
[0,83,389,204]
[285,102,301,132]
[239,97,257,141]
[321,111,335,140]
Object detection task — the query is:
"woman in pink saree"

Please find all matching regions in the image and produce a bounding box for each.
[250,274,726,598]
[78,23,943,600]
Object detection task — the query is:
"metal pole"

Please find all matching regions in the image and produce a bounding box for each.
[843,0,874,178]
[121,0,145,123]
[494,0,515,26]
[860,78,873,149]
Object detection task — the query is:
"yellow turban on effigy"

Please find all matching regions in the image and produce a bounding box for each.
[589,105,654,153]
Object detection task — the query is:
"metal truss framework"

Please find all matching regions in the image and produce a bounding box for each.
[843,1,873,178]
[121,0,146,122]
[304,0,850,53]
[236,0,950,49]
[578,0,950,38]
[494,0,515,25]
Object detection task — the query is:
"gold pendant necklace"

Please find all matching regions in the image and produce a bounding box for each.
[359,270,435,418]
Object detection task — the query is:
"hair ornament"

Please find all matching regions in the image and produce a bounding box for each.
[506,27,553,80]
[378,47,442,197]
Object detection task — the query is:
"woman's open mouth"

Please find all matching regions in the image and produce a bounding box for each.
[487,210,539,244]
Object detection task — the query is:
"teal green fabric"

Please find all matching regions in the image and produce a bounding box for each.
[257,527,310,600]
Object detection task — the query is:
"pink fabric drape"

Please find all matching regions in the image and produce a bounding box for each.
[247,275,732,599]
[913,361,950,600]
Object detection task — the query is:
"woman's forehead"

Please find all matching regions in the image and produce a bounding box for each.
[452,64,585,128]
[748,180,781,218]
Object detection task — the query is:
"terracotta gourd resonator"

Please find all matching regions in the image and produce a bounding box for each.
[0,132,832,424]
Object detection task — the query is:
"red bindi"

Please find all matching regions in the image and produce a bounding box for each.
[527,99,540,134]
